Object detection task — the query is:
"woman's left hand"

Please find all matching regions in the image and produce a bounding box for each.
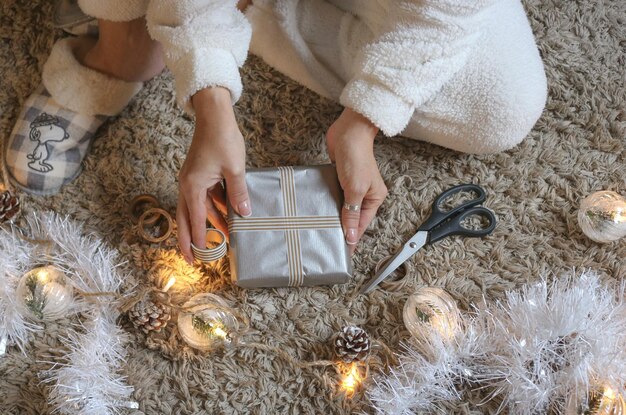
[326,108,388,254]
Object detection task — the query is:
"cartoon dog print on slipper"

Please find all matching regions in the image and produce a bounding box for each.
[27,112,69,172]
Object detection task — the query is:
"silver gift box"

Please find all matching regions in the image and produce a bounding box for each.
[227,165,352,288]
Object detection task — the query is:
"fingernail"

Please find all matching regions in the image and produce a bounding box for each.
[185,256,193,265]
[238,201,252,217]
[345,228,358,245]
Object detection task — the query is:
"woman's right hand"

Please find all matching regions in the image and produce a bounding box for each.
[177,87,251,265]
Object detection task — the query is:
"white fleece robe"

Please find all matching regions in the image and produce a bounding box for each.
[74,0,547,154]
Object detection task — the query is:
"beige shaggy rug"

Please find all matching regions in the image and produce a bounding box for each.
[0,1,624,414]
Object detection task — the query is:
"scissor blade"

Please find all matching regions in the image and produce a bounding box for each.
[359,231,428,294]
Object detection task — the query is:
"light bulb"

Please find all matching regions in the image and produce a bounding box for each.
[340,363,362,395]
[162,276,176,293]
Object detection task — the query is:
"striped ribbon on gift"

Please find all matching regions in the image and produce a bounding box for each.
[228,167,342,287]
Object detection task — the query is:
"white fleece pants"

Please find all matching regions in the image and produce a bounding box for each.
[76,0,547,155]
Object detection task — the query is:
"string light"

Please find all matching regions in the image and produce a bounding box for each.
[339,362,363,395]
[403,288,461,362]
[162,276,176,293]
[578,190,626,242]
[211,324,228,340]
[594,386,626,415]
[37,268,49,284]
[16,266,73,321]
[429,309,456,339]
[603,387,616,401]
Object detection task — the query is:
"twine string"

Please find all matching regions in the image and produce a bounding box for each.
[14,231,55,257]
[371,339,399,367]
[238,341,337,369]
[76,284,396,383]
[14,225,393,386]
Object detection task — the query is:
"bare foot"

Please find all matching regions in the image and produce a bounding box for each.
[77,18,165,82]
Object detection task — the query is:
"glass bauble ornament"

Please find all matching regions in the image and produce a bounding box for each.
[177,293,241,351]
[578,191,626,243]
[403,287,461,341]
[16,266,73,321]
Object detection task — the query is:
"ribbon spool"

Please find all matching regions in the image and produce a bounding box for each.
[137,207,174,243]
[191,228,228,263]
[129,194,161,225]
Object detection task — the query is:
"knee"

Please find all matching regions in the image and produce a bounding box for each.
[469,100,546,154]
[403,34,549,155]
[462,76,547,155]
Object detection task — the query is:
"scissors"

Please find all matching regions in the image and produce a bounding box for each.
[359,184,496,294]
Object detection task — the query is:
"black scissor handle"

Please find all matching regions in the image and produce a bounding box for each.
[418,184,487,232]
[428,206,496,244]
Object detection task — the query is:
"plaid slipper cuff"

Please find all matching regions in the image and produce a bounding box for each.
[42,38,142,116]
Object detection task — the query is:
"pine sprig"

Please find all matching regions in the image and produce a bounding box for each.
[24,272,46,320]
[192,315,230,343]
[416,308,432,324]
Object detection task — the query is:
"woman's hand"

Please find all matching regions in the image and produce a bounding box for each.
[326,108,388,254]
[177,87,251,264]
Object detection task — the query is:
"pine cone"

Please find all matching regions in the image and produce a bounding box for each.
[0,190,20,224]
[334,326,371,363]
[128,298,171,334]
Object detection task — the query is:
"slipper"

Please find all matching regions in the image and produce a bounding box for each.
[4,38,142,195]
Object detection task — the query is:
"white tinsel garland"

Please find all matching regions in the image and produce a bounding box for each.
[0,213,136,414]
[368,339,458,414]
[368,272,626,415]
[472,272,626,414]
[368,322,489,414]
[0,219,43,353]
[42,316,135,414]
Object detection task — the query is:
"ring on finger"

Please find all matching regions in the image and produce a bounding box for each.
[343,203,361,212]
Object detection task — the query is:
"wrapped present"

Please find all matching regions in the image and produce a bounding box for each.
[227,165,352,288]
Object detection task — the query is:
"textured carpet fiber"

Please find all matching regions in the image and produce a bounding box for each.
[1,1,625,414]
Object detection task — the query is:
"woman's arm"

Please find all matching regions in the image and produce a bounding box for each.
[145,0,252,113]
[145,0,252,263]
[327,108,387,254]
[331,0,497,250]
[340,0,497,137]
[176,87,250,264]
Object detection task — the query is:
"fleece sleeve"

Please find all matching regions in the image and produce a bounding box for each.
[339,0,497,136]
[146,0,252,114]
